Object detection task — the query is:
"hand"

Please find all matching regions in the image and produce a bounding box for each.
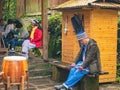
[78,66,83,71]
[14,34,17,37]
[70,63,76,68]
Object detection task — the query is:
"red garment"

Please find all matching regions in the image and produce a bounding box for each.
[29,27,43,48]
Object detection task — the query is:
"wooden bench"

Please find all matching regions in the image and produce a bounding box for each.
[50,61,109,90]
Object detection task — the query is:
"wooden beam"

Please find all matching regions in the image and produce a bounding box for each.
[0,0,2,18]
[41,0,48,60]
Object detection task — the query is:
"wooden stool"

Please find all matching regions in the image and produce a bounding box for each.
[4,73,29,90]
[0,72,5,90]
[4,76,25,90]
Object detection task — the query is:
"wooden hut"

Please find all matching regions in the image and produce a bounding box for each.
[53,0,120,83]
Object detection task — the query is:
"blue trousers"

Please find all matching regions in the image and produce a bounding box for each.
[10,38,23,49]
[63,61,89,88]
[4,38,10,48]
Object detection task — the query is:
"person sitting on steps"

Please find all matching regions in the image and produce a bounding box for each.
[5,20,22,50]
[2,19,14,48]
[21,19,43,59]
[9,20,29,52]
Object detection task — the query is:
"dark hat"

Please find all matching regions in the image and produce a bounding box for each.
[16,22,23,28]
[71,14,88,40]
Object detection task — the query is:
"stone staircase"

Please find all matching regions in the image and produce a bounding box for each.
[25,54,56,90]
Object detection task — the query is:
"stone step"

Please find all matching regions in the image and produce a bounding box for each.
[27,76,56,90]
[28,62,51,70]
[29,75,51,80]
[28,69,52,77]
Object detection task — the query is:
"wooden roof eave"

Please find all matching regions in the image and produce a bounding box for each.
[100,7,120,10]
[50,6,95,11]
[50,1,120,11]
[51,5,120,12]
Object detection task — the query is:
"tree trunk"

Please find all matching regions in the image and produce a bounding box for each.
[42,0,48,60]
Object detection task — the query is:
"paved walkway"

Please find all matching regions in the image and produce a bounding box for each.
[1,76,118,90]
[29,79,120,90]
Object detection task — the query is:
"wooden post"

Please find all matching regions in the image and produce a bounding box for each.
[41,0,48,60]
[26,70,29,90]
[6,77,10,90]
[0,0,2,18]
[21,76,24,90]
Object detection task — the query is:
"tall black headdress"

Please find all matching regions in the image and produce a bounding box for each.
[71,14,87,40]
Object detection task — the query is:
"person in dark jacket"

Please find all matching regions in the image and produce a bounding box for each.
[9,21,29,51]
[54,15,101,90]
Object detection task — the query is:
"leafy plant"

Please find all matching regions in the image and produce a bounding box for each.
[48,14,62,59]
[118,16,120,30]
[2,0,16,21]
[116,62,120,82]
[116,13,120,82]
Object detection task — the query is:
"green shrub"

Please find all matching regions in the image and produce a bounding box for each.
[118,17,120,29]
[48,14,62,59]
[2,0,16,21]
[116,62,120,82]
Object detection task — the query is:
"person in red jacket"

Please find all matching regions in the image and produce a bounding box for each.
[21,19,43,59]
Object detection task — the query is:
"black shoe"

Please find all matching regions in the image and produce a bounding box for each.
[22,52,26,54]
[60,87,72,90]
[54,85,65,90]
[68,88,72,90]
[8,49,15,56]
[9,49,15,53]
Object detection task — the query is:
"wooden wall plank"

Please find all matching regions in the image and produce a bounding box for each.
[16,0,25,18]
[26,0,41,14]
